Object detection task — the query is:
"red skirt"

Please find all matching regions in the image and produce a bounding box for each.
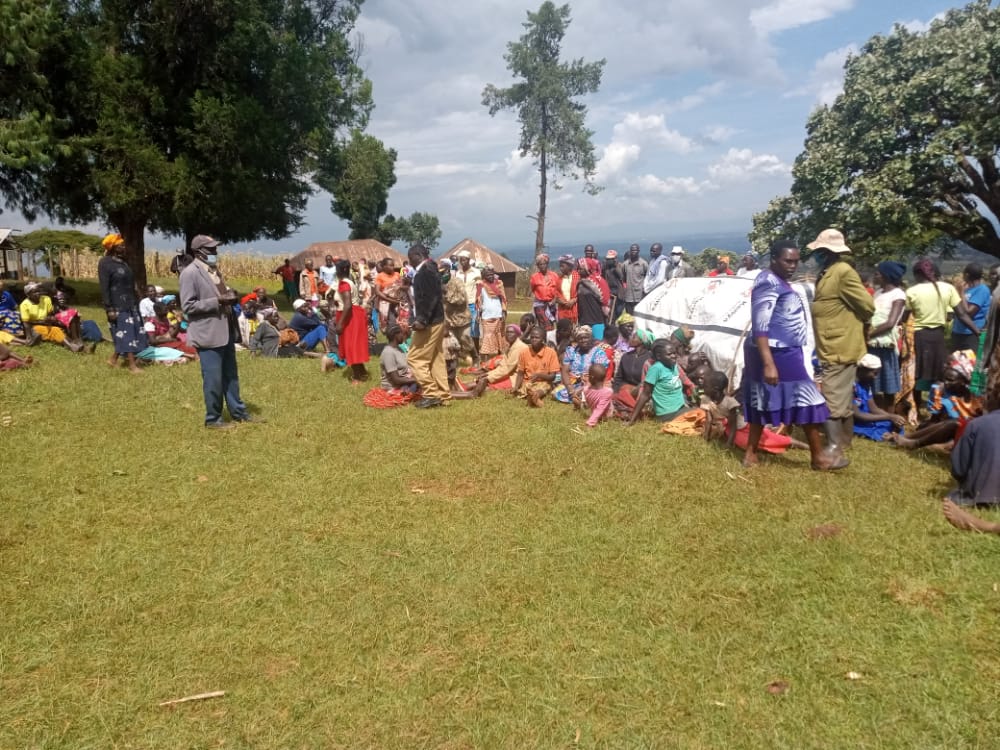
[336,306,370,366]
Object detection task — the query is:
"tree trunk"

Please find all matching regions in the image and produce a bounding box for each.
[113,213,149,291]
[535,144,547,257]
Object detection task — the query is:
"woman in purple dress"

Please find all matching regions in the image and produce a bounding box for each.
[742,240,848,470]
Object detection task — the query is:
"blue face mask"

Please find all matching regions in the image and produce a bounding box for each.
[204,254,218,266]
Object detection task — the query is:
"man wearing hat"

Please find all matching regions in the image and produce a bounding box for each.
[180,234,255,428]
[807,228,874,449]
[454,250,482,353]
[667,246,694,280]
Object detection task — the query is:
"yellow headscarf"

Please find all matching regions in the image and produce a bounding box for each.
[102,233,124,253]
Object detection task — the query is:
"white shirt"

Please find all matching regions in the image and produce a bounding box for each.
[139,297,156,319]
[319,264,337,288]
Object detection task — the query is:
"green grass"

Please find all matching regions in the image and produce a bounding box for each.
[3,282,1000,748]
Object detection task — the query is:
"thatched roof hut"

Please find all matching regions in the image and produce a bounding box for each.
[441,238,524,298]
[291,239,405,269]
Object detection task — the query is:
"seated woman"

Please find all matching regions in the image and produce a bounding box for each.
[18,283,85,352]
[612,328,654,417]
[614,313,636,356]
[162,296,189,337]
[853,353,906,441]
[53,291,104,346]
[626,338,695,425]
[144,302,199,357]
[251,309,319,358]
[887,350,982,451]
[0,280,25,340]
[289,299,329,352]
[0,341,33,371]
[466,324,529,396]
[512,326,561,406]
[363,324,420,408]
[554,325,612,404]
[942,409,1000,534]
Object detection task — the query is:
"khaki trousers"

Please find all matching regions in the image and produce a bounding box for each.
[408,322,450,401]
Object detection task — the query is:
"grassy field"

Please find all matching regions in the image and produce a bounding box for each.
[3,282,1000,748]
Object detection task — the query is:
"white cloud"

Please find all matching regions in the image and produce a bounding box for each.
[786,44,857,105]
[899,13,946,34]
[635,174,712,196]
[708,148,790,182]
[700,125,739,145]
[612,113,697,154]
[751,0,855,35]
[504,150,534,182]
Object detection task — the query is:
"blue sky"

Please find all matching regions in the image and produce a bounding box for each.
[7,0,959,255]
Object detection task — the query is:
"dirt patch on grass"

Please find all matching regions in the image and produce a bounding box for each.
[886,577,946,611]
[409,479,482,503]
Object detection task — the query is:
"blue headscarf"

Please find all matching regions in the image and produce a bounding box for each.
[877,261,906,285]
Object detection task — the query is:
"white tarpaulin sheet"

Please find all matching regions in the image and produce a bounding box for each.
[633,276,815,387]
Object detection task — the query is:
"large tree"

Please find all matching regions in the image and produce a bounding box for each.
[376,211,442,249]
[318,129,397,239]
[751,0,1000,262]
[482,1,604,256]
[1,0,372,287]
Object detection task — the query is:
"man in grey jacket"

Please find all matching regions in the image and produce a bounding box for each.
[180,235,254,428]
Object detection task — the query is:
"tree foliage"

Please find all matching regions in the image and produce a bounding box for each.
[18,229,102,253]
[482,1,604,256]
[0,0,373,286]
[318,130,397,240]
[376,212,442,249]
[751,0,1000,263]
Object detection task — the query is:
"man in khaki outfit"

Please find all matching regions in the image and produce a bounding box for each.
[808,228,874,449]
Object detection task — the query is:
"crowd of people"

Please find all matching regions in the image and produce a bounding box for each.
[4,230,1000,531]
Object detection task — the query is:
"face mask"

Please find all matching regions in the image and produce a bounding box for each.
[204,254,218,266]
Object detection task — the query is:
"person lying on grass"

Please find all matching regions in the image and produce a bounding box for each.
[941,408,1000,534]
[511,326,561,407]
[581,362,614,427]
[626,338,695,425]
[0,341,32,371]
[852,353,906,441]
[886,350,981,452]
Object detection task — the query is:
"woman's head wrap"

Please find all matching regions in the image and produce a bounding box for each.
[581,257,601,276]
[558,254,575,265]
[948,350,976,380]
[102,233,124,254]
[161,294,177,304]
[672,325,695,346]
[24,282,41,294]
[877,261,906,285]
[635,328,656,347]
[574,324,593,339]
[616,311,635,326]
[536,253,550,264]
[506,324,522,336]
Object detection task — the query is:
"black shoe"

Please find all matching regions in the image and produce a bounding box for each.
[415,397,442,409]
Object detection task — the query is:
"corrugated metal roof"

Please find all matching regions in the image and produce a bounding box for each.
[441,238,524,273]
[291,239,406,268]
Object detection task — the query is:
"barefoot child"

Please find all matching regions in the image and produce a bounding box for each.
[0,342,33,371]
[582,362,614,427]
[702,371,808,454]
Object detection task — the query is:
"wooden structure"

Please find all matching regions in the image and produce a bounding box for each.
[441,238,525,299]
[0,228,22,279]
[291,239,405,270]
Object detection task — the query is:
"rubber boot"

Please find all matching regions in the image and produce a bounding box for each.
[823,419,842,450]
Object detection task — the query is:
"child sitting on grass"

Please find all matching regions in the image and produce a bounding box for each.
[702,371,807,452]
[581,362,614,427]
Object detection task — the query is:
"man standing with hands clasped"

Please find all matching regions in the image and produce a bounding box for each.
[180,234,257,428]
[407,243,451,408]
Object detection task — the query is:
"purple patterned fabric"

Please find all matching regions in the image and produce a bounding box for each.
[751,270,809,349]
[743,343,829,426]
